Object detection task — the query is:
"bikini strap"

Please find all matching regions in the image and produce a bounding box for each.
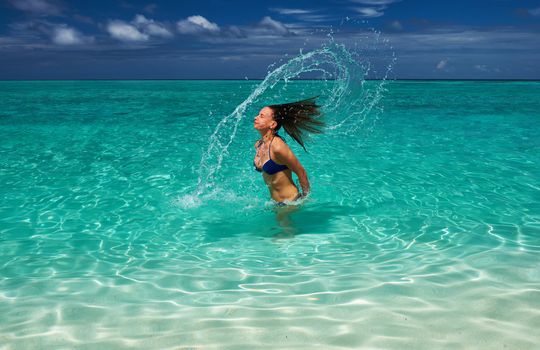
[268,136,275,159]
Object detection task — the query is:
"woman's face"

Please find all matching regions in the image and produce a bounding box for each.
[253,107,276,131]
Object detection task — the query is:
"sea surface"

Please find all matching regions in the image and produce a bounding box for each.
[1,79,539,349]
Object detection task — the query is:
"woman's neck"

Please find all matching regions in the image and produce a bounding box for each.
[260,130,275,143]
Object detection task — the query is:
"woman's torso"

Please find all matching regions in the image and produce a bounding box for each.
[254,137,299,202]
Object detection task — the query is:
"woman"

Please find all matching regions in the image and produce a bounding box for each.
[253,97,324,205]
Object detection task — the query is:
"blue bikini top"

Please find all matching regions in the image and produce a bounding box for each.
[254,135,289,175]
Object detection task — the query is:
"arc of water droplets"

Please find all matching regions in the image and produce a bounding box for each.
[196,44,351,195]
[194,39,392,196]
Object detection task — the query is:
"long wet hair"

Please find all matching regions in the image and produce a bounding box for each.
[268,96,324,151]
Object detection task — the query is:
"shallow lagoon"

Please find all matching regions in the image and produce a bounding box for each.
[1,80,539,349]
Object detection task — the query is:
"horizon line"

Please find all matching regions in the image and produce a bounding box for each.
[1,78,539,82]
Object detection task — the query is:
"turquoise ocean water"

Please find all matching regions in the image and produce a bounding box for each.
[1,79,539,349]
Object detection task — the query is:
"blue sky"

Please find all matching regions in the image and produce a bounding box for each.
[1,0,539,79]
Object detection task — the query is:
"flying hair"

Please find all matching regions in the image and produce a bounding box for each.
[268,96,324,151]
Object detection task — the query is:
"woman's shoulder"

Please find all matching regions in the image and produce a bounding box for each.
[272,135,291,154]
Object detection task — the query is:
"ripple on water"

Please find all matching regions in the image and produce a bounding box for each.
[1,80,540,348]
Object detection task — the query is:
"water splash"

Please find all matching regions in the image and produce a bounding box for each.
[177,32,395,208]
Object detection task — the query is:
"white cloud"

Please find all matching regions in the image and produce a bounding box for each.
[257,16,289,35]
[52,25,92,45]
[107,15,173,42]
[133,14,172,38]
[436,59,449,69]
[177,15,220,34]
[8,0,62,15]
[354,7,385,18]
[133,14,150,26]
[145,23,172,37]
[269,7,333,22]
[350,0,400,18]
[269,8,313,15]
[107,21,149,42]
[298,14,336,22]
[171,16,293,44]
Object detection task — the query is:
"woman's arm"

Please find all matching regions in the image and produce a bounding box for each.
[293,163,310,196]
[273,142,310,196]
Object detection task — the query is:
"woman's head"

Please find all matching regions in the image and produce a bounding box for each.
[253,106,277,132]
[267,97,324,151]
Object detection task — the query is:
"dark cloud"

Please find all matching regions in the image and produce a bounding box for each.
[143,3,158,14]
[529,7,540,17]
[6,19,93,47]
[349,0,400,4]
[8,0,63,16]
[73,14,94,24]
